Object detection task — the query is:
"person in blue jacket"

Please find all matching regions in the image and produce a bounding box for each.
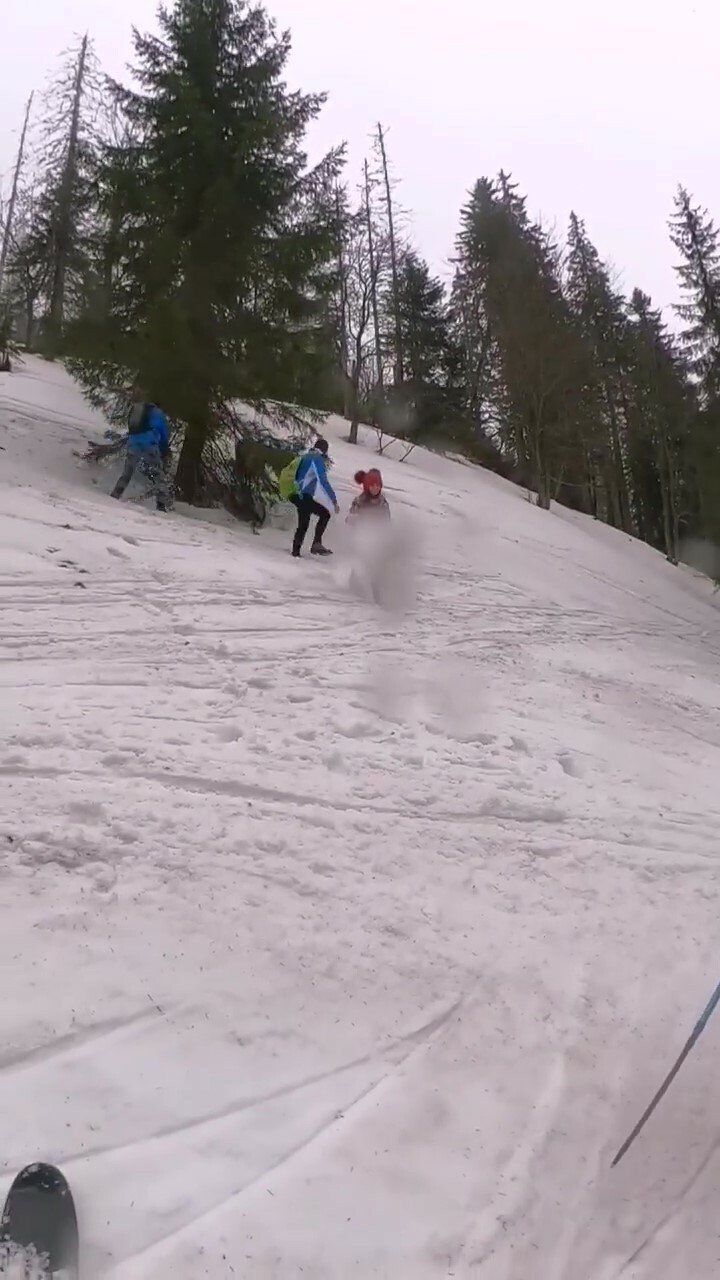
[290,437,339,556]
[111,395,171,512]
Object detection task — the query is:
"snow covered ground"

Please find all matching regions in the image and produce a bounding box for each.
[2,356,720,1279]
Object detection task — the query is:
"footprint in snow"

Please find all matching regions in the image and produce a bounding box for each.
[66,799,106,822]
[247,675,272,690]
[557,751,584,779]
[336,720,377,740]
[59,560,89,574]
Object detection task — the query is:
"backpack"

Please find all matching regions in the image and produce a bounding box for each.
[277,455,300,500]
[128,402,153,435]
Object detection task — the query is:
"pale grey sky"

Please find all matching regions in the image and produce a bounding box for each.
[2,0,716,313]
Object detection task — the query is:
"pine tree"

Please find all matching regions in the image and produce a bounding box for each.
[69,0,343,503]
[382,249,450,440]
[565,213,637,530]
[626,289,694,561]
[394,251,446,384]
[0,93,34,297]
[448,178,499,441]
[456,175,592,508]
[24,36,104,348]
[2,184,51,347]
[670,186,720,398]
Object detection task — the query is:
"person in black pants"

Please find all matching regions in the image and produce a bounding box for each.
[290,438,339,556]
[290,493,331,555]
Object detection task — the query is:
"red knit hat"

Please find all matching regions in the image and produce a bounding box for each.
[355,468,383,494]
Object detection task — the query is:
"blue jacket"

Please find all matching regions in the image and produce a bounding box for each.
[127,405,170,454]
[295,449,337,511]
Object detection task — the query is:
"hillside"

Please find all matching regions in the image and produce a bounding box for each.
[2,356,720,1279]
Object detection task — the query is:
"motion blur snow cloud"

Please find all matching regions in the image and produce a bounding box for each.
[347,515,421,615]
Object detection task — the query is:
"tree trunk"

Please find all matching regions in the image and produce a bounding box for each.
[606,470,623,527]
[586,451,602,519]
[531,418,551,509]
[101,210,122,314]
[348,358,360,444]
[25,299,36,348]
[376,123,404,386]
[175,420,207,503]
[342,374,353,420]
[659,473,676,564]
[616,380,640,535]
[604,387,631,531]
[659,434,680,564]
[0,92,33,295]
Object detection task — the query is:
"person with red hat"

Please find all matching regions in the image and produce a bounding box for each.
[347,468,391,521]
[346,467,394,605]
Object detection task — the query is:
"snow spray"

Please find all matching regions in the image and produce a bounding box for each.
[347,518,420,614]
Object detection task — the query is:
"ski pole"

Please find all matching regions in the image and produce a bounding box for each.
[612,977,720,1168]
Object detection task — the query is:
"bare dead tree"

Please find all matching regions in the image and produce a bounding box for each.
[15,34,107,349]
[341,208,387,443]
[0,92,34,296]
[363,159,384,398]
[333,184,351,416]
[346,230,374,444]
[46,34,90,331]
[376,122,404,386]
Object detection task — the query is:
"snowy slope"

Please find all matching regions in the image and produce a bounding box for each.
[2,356,720,1279]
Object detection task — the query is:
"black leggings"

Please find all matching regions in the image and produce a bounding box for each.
[290,494,330,554]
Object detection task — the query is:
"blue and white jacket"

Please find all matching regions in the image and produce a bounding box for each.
[295,449,338,513]
[127,405,170,455]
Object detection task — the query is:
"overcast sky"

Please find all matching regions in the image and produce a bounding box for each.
[1,0,716,313]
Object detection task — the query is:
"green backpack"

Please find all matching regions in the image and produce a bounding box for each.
[277,455,300,500]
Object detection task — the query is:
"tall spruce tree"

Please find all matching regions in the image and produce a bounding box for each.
[382,249,449,439]
[393,251,446,385]
[565,213,638,530]
[668,187,720,548]
[69,0,342,503]
[457,175,592,508]
[670,187,720,399]
[449,178,499,441]
[22,36,104,349]
[626,288,694,561]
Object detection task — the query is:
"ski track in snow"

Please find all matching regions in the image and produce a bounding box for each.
[3,358,720,1277]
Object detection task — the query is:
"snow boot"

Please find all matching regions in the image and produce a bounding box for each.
[311,543,333,556]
